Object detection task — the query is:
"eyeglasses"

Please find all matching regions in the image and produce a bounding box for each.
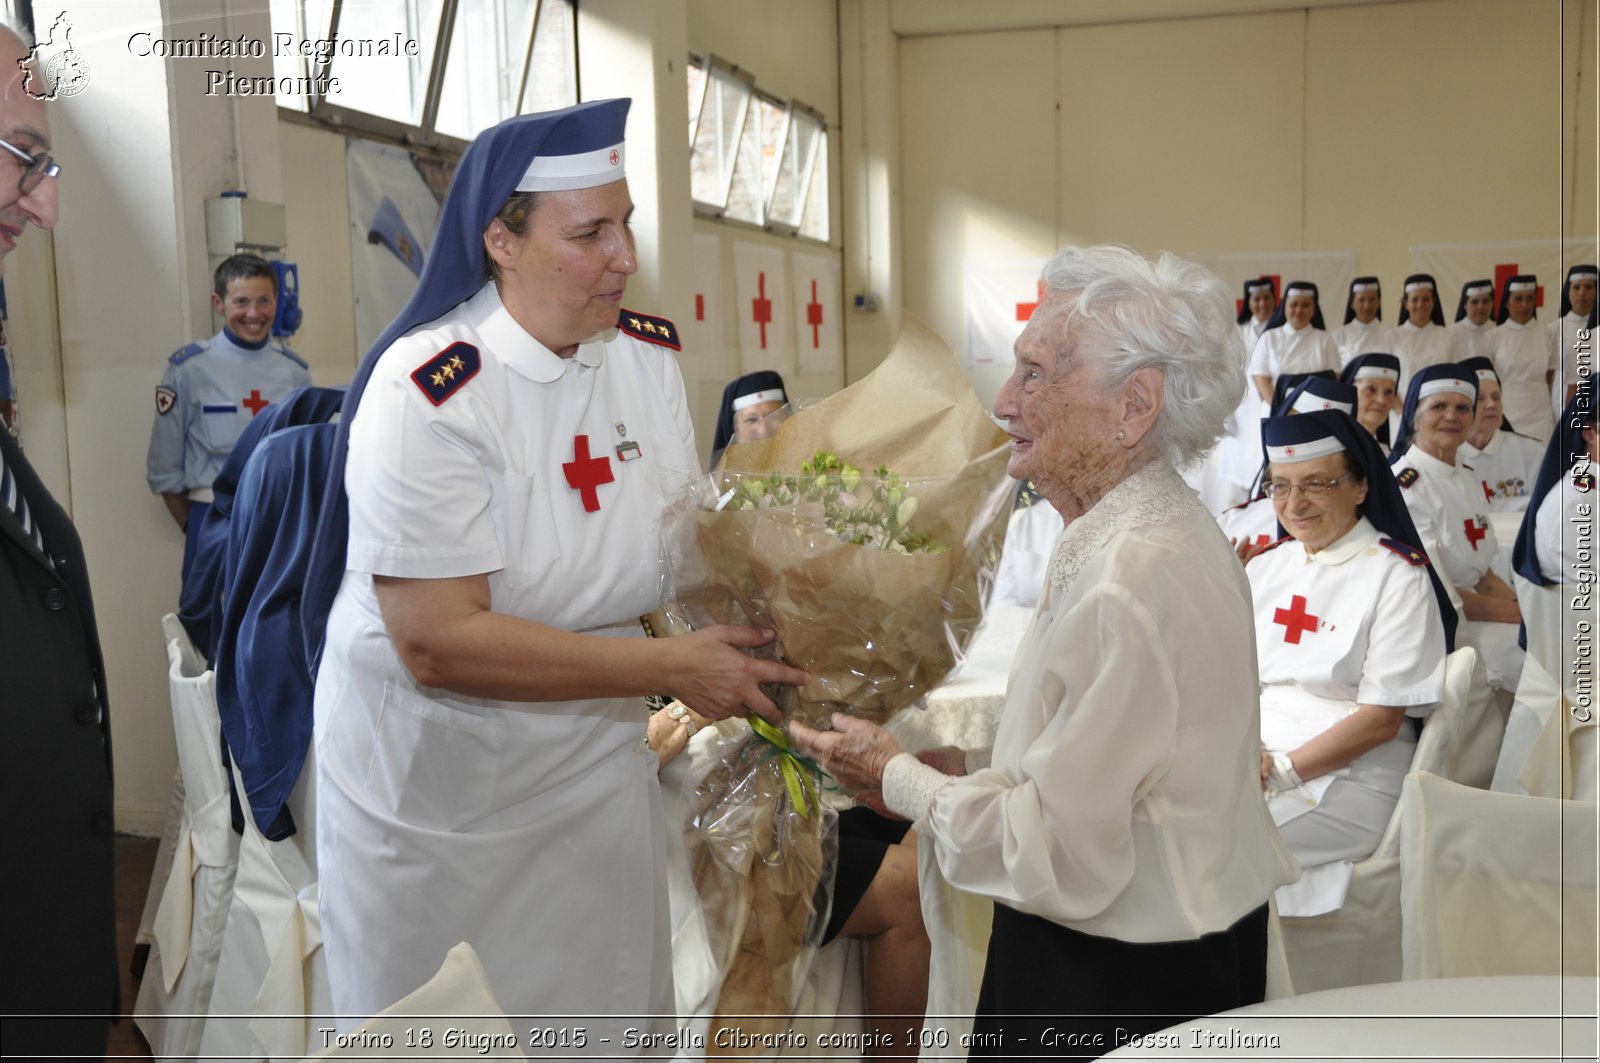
[1263,473,1358,499]
[0,136,59,195]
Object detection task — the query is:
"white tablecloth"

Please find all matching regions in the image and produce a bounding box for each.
[1102,975,1597,1060]
[884,603,1032,754]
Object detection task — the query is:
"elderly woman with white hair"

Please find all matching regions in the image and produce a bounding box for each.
[793,245,1298,1056]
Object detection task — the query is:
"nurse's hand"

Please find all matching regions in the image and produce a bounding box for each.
[665,625,808,724]
[788,712,903,795]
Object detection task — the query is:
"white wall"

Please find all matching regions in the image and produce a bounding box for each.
[896,0,1599,405]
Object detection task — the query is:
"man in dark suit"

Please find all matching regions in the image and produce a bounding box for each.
[0,21,117,1060]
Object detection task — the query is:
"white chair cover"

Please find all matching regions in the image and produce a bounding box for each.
[309,942,524,1059]
[134,614,240,1059]
[1279,647,1503,993]
[197,748,331,1062]
[134,765,185,956]
[1495,577,1597,801]
[1400,771,1598,979]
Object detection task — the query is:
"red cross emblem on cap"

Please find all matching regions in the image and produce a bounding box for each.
[609,149,620,166]
[1284,446,1296,456]
[563,434,614,513]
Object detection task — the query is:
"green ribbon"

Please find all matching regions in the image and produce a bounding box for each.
[747,715,835,819]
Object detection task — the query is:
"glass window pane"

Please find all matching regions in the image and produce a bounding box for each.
[723,96,765,224]
[436,0,537,140]
[757,98,787,211]
[522,0,576,114]
[799,129,828,241]
[686,60,706,144]
[270,0,334,111]
[690,69,749,209]
[770,109,819,228]
[326,0,444,126]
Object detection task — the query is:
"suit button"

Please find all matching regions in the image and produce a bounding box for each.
[44,587,66,610]
[75,702,98,724]
[91,812,114,835]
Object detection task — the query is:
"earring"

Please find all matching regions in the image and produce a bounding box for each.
[1115,430,1126,441]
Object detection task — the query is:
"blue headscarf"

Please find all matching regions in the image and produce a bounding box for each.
[1390,363,1477,460]
[1237,277,1276,325]
[1339,352,1401,447]
[1495,273,1538,326]
[1558,264,1598,324]
[1247,375,1355,499]
[1457,356,1518,436]
[301,99,632,673]
[1454,278,1495,323]
[1342,276,1382,325]
[1262,409,1457,651]
[1513,379,1597,587]
[710,370,787,469]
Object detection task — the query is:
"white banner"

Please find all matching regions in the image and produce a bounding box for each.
[689,233,724,362]
[731,241,793,377]
[789,251,842,377]
[1412,237,1599,320]
[345,138,448,357]
[963,257,1048,368]
[1183,249,1360,325]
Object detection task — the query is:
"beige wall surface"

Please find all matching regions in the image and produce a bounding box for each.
[898,0,1597,391]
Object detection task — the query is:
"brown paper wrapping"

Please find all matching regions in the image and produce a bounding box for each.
[668,315,1014,1042]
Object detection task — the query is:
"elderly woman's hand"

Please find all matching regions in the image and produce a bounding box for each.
[788,712,905,796]
[647,701,709,769]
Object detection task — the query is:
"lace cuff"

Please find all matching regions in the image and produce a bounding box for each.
[883,751,952,823]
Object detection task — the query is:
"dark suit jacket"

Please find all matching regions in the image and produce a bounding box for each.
[0,427,117,1057]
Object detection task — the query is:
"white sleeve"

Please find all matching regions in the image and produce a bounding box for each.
[1247,332,1273,377]
[921,580,1179,924]
[1357,561,1447,709]
[345,362,504,579]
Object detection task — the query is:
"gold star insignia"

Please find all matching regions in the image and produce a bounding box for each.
[643,321,657,333]
[628,317,642,329]
[659,325,672,339]
[431,371,446,387]
[440,363,456,380]
[449,355,465,371]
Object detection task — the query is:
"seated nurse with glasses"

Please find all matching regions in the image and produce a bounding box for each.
[1247,410,1451,917]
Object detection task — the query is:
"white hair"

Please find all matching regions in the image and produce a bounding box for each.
[1039,244,1247,467]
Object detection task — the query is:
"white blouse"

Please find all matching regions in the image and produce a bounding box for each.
[1492,320,1555,442]
[1332,319,1394,368]
[887,463,1298,942]
[1392,445,1497,588]
[1392,321,1463,394]
[1248,324,1341,382]
[1458,428,1545,512]
[1450,318,1497,363]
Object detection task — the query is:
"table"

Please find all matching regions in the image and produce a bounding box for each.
[1101,975,1597,1060]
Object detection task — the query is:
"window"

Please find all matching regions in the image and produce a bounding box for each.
[687,55,829,242]
[272,0,576,149]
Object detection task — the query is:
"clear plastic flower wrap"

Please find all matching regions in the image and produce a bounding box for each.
[657,316,1014,1044]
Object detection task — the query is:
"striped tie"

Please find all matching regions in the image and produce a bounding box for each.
[1,445,45,556]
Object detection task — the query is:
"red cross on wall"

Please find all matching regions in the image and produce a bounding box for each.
[695,294,705,321]
[1016,280,1046,322]
[563,434,614,513]
[751,272,773,348]
[1492,263,1545,317]
[242,389,269,416]
[1463,517,1487,550]
[806,280,824,348]
[1273,594,1320,644]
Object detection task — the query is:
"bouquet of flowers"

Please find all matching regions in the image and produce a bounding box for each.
[658,316,1013,1048]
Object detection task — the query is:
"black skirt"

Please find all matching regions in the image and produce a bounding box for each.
[967,902,1269,1059]
[821,806,913,944]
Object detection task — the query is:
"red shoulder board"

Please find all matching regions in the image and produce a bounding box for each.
[1379,537,1429,566]
[410,342,480,406]
[1396,467,1419,489]
[1575,471,1594,494]
[618,309,682,351]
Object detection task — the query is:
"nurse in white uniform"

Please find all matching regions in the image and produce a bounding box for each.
[1248,280,1341,402]
[1490,273,1554,442]
[1339,352,1401,454]
[1249,410,1449,917]
[1457,357,1545,512]
[1331,276,1393,368]
[1217,279,1280,497]
[1450,278,1498,362]
[1391,274,1462,396]
[1217,375,1357,558]
[1389,364,1524,691]
[309,100,808,1026]
[1547,264,1596,416]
